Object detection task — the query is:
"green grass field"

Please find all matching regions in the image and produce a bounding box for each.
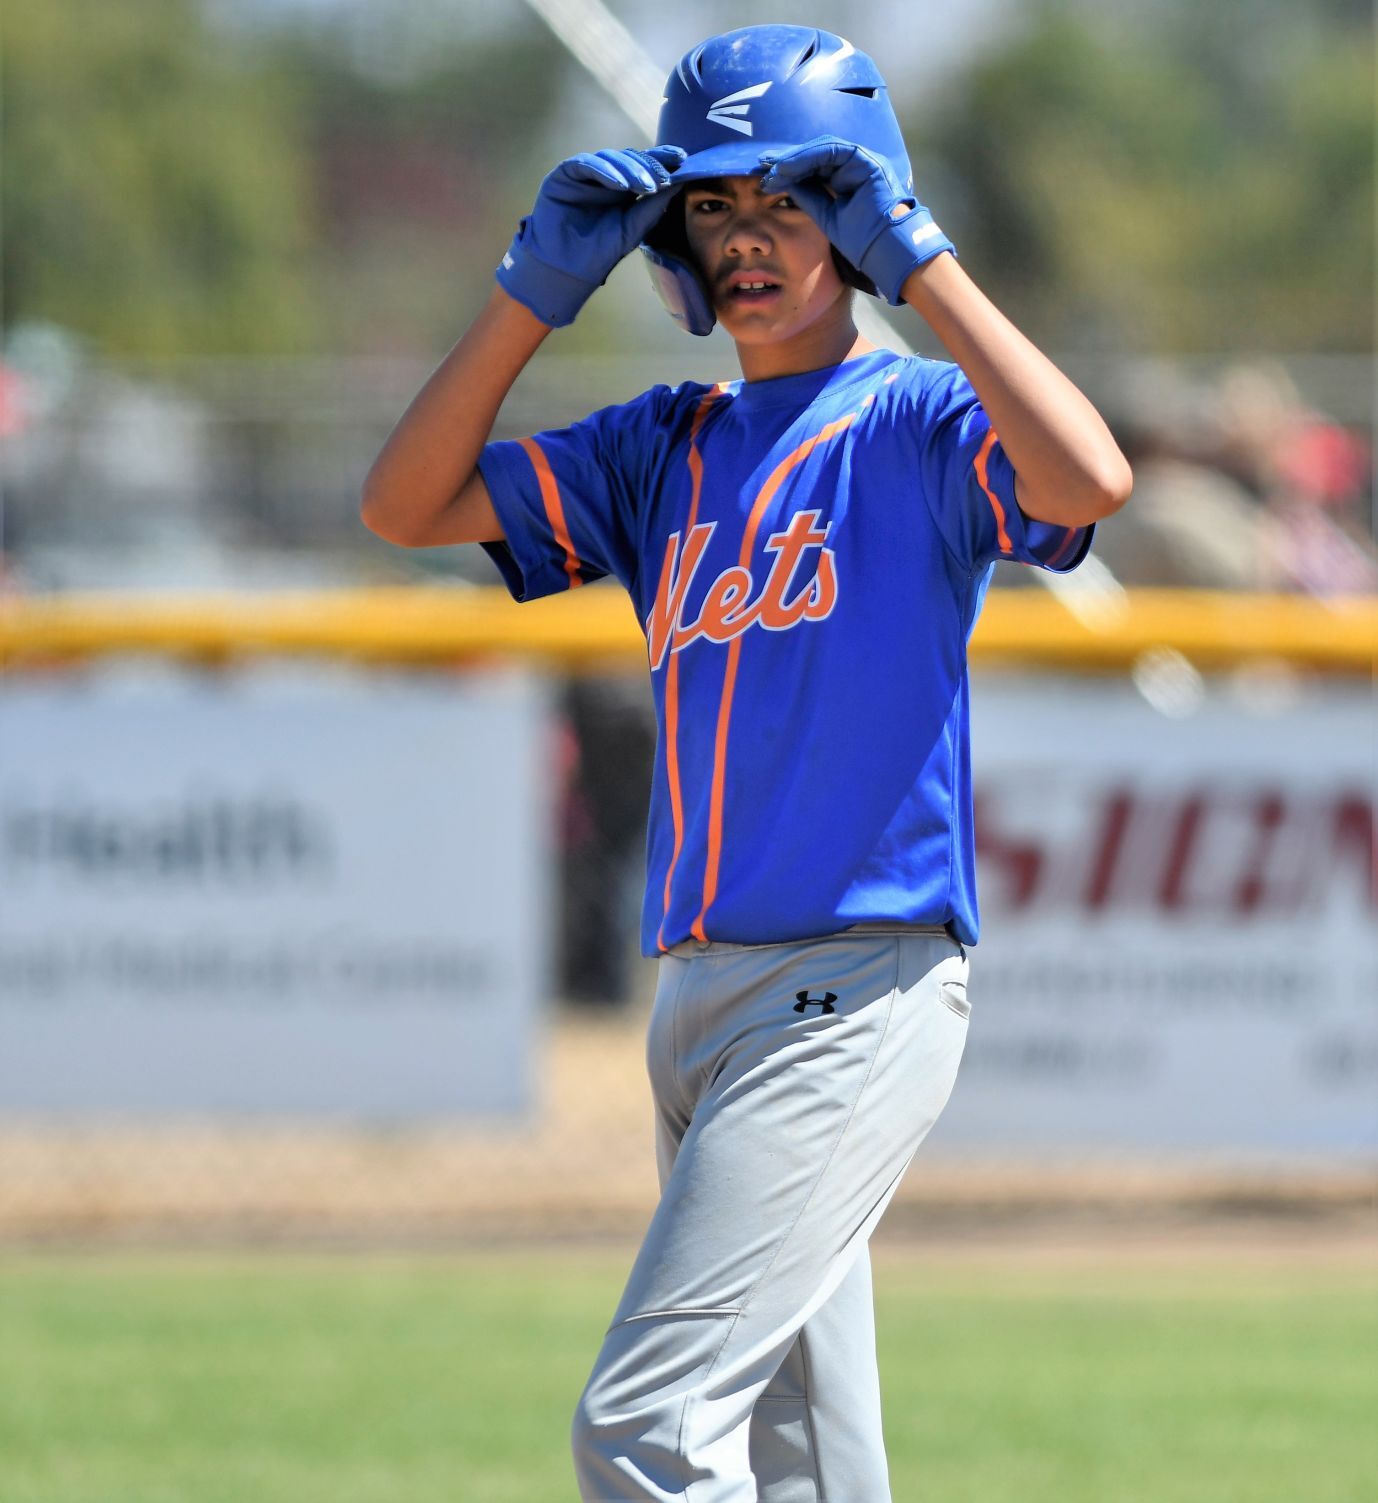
[2,1248,1374,1503]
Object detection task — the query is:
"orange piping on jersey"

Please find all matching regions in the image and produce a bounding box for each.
[519,437,583,589]
[691,409,859,942]
[657,385,728,952]
[1045,525,1082,569]
[972,428,1013,555]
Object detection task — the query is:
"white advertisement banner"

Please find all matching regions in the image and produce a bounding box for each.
[936,677,1377,1156]
[0,670,550,1119]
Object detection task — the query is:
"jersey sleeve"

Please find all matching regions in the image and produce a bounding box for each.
[908,361,1094,575]
[477,392,661,601]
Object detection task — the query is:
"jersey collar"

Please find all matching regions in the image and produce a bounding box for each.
[727,348,905,413]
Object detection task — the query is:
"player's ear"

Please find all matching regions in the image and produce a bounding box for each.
[831,247,873,296]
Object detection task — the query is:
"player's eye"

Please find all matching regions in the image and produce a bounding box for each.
[774,195,799,210]
[688,196,728,215]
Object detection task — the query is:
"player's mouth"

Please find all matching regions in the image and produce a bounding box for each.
[723,271,784,305]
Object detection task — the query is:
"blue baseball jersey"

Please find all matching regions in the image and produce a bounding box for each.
[478,348,1092,952]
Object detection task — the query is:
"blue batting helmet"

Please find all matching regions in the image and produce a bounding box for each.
[641,26,913,335]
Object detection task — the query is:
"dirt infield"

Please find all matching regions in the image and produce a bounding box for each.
[4,1008,1374,1247]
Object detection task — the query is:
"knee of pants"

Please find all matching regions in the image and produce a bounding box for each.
[569,1388,598,1463]
[571,1310,740,1474]
[570,1380,682,1493]
[570,1359,664,1462]
[570,1367,654,1467]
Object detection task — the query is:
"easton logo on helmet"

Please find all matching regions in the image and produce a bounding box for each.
[706,81,773,135]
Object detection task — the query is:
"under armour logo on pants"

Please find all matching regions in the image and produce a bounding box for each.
[793,990,837,1015]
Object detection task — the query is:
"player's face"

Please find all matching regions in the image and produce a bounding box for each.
[682,175,851,360]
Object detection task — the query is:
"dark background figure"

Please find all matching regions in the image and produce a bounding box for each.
[558,674,657,1007]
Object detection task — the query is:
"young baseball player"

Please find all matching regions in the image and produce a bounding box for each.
[363,24,1130,1502]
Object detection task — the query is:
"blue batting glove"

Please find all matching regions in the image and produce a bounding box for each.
[497,145,686,327]
[758,136,955,305]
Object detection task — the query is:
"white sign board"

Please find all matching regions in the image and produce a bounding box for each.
[935,677,1377,1157]
[0,670,550,1119]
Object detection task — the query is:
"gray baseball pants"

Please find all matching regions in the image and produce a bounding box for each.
[571,926,971,1501]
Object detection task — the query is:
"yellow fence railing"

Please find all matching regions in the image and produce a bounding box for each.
[1,586,1374,674]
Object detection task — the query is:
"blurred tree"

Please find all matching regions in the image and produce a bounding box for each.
[1,0,322,356]
[0,2,564,358]
[924,0,1374,353]
[263,16,565,354]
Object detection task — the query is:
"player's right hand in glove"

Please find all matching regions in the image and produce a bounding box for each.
[496,146,686,328]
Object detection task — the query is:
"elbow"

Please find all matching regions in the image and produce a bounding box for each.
[359,473,417,547]
[1058,452,1134,527]
[359,471,391,540]
[1019,453,1133,529]
[1083,452,1134,522]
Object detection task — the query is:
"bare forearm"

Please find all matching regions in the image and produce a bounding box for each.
[901,255,1131,526]
[361,286,551,545]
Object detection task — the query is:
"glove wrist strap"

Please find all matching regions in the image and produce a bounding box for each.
[496,221,602,329]
[859,207,957,306]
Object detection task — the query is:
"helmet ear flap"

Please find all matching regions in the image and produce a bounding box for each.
[643,186,690,261]
[642,246,716,336]
[641,189,716,336]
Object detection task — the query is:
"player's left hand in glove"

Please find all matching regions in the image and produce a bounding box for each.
[497,145,686,328]
[758,136,955,306]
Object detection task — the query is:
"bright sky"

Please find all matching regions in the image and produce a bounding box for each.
[623,0,1027,91]
[221,0,1028,93]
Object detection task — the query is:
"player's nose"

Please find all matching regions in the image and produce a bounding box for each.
[722,210,773,258]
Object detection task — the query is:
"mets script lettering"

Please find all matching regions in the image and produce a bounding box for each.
[648,510,838,671]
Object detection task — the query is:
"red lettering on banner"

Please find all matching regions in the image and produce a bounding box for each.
[1233,792,1287,914]
[1158,795,1207,911]
[1333,796,1378,908]
[973,793,1045,910]
[1082,789,1133,910]
[646,511,837,671]
[976,783,1377,919]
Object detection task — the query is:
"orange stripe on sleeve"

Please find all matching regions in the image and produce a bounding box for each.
[692,409,858,943]
[656,386,727,952]
[519,437,584,589]
[972,428,1013,555]
[1045,526,1082,569]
